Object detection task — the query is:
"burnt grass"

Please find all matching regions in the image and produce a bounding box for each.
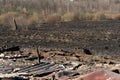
[0,20,120,57]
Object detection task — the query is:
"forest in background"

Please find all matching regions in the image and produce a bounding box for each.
[0,0,120,26]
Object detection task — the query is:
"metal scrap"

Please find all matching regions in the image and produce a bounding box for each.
[16,62,64,77]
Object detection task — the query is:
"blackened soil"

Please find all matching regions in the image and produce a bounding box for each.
[0,20,120,56]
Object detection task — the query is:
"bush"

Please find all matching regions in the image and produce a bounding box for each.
[79,13,94,20]
[61,12,79,21]
[112,13,120,20]
[85,13,94,20]
[27,12,41,25]
[45,13,61,23]
[0,11,41,26]
[15,15,28,26]
[94,13,107,20]
[78,13,86,20]
[0,11,19,24]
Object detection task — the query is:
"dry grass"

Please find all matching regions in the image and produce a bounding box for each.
[79,13,94,20]
[0,11,42,26]
[93,13,107,20]
[45,13,61,23]
[0,11,119,26]
[27,12,41,25]
[0,11,19,24]
[0,11,30,26]
[0,0,120,25]
[112,13,120,20]
[15,15,28,26]
[61,13,79,21]
[84,13,94,20]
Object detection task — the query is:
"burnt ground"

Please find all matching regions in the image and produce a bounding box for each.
[0,20,120,79]
[0,20,120,56]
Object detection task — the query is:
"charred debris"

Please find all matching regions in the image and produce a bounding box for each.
[0,45,120,80]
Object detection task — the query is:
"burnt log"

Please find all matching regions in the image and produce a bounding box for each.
[0,46,20,53]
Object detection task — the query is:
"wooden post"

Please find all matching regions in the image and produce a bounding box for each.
[37,46,41,63]
[13,18,18,30]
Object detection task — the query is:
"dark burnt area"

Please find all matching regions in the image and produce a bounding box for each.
[0,20,120,56]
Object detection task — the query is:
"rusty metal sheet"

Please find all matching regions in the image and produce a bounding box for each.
[15,62,64,76]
